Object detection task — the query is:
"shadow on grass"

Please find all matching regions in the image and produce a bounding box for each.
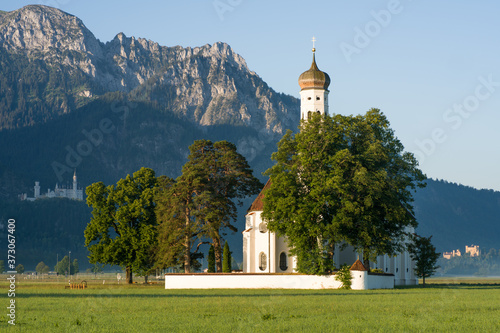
[396,283,500,290]
[14,290,394,299]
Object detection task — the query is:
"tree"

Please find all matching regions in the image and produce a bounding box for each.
[16,264,25,274]
[407,234,440,286]
[87,263,104,276]
[207,245,216,273]
[155,175,203,273]
[334,264,352,290]
[85,167,159,284]
[0,260,4,273]
[36,261,50,275]
[156,140,262,272]
[262,110,426,275]
[55,256,68,275]
[72,259,79,274]
[222,241,232,273]
[55,256,78,275]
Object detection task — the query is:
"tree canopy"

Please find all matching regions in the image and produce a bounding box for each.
[407,234,440,286]
[36,261,50,274]
[262,110,426,274]
[222,240,232,273]
[155,140,262,272]
[84,167,158,283]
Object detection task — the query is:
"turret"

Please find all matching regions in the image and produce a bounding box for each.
[298,40,330,120]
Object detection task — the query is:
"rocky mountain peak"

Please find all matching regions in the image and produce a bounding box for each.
[202,42,250,72]
[0,5,299,136]
[0,5,102,57]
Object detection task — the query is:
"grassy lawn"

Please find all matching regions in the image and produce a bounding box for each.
[1,275,499,332]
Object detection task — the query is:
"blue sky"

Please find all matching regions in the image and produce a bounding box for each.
[5,1,500,191]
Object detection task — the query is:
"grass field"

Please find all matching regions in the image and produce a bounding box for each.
[1,275,499,332]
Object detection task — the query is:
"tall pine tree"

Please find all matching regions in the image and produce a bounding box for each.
[156,140,262,272]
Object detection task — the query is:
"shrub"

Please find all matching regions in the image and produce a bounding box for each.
[335,264,352,289]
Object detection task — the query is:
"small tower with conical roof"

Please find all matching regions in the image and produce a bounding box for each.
[72,169,78,200]
[298,39,331,120]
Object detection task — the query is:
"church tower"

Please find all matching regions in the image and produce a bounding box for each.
[72,170,78,200]
[298,42,331,120]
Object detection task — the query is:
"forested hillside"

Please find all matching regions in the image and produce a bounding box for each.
[0,198,91,270]
[414,179,500,253]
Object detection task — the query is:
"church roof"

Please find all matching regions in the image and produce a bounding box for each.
[349,259,369,271]
[298,51,331,91]
[247,179,272,212]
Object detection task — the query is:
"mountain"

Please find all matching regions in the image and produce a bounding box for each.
[0,5,299,133]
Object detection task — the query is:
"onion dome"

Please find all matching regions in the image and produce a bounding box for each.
[298,49,330,91]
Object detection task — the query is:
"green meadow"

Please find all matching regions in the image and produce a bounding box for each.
[1,276,499,332]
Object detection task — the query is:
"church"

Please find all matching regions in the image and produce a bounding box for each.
[241,45,418,286]
[166,44,417,290]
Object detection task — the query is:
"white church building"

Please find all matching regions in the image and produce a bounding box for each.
[242,46,417,286]
[165,45,417,290]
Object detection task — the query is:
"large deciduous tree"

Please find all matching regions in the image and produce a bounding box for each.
[36,261,50,275]
[262,110,426,275]
[156,140,262,272]
[407,234,440,287]
[54,256,75,275]
[85,167,158,284]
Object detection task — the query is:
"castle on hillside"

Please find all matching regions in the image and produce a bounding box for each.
[19,170,84,201]
[443,244,480,259]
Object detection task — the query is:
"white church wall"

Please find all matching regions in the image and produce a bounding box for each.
[275,235,293,273]
[365,273,395,290]
[164,272,395,290]
[253,212,271,273]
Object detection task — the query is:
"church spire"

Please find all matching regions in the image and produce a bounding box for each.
[298,41,330,91]
[298,38,331,120]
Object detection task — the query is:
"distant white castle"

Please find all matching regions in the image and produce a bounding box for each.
[20,170,84,201]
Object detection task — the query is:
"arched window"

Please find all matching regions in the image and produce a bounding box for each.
[259,222,267,233]
[279,252,288,271]
[307,111,312,119]
[259,252,267,271]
